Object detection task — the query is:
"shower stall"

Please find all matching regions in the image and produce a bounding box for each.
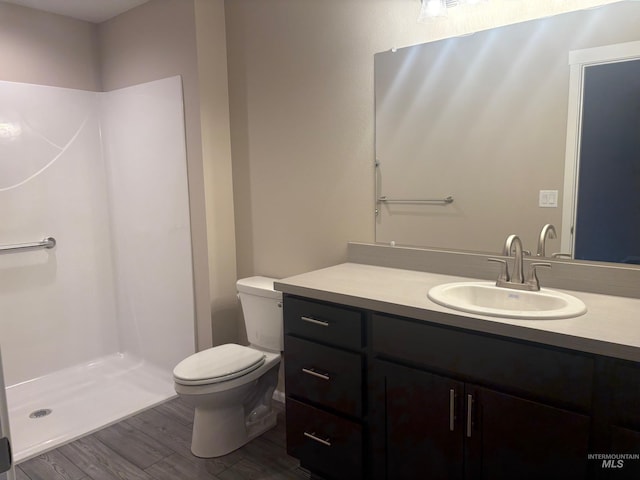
[0,76,195,462]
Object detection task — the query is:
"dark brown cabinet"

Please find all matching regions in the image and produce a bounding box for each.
[467,384,590,479]
[374,359,590,480]
[377,360,464,480]
[598,361,640,479]
[286,398,363,480]
[371,312,594,479]
[285,335,362,417]
[282,294,640,480]
[605,427,640,479]
[283,296,365,480]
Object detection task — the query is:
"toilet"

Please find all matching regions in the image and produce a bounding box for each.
[173,276,283,458]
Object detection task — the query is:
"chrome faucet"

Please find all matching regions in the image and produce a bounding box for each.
[504,234,525,283]
[489,234,551,291]
[537,224,557,257]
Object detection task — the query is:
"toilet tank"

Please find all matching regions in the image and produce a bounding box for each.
[237,276,283,352]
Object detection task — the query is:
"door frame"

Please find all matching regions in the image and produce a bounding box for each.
[0,349,14,480]
[561,40,640,256]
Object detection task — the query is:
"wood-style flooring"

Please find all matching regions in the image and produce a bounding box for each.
[15,398,309,480]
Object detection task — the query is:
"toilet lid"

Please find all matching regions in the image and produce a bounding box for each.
[173,344,266,385]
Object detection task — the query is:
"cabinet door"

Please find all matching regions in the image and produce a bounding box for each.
[609,360,640,430]
[598,426,640,480]
[466,384,591,480]
[378,360,464,480]
[598,360,640,478]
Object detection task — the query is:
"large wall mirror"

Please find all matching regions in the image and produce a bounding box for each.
[375,1,640,266]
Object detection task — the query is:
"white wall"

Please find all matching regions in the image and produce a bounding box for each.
[0,0,235,352]
[0,77,195,384]
[99,0,218,349]
[0,81,118,386]
[100,76,195,371]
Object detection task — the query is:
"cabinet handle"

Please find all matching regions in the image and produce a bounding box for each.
[304,431,332,447]
[466,394,473,438]
[449,389,456,432]
[302,368,330,381]
[300,316,329,327]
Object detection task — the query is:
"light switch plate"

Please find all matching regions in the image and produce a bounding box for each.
[539,190,558,208]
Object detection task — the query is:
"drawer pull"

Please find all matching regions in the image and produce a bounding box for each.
[302,367,330,381]
[449,389,456,432]
[300,316,329,327]
[304,431,332,447]
[466,394,473,438]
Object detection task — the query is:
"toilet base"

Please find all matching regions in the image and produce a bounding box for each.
[245,406,278,442]
[190,403,277,458]
[180,362,280,458]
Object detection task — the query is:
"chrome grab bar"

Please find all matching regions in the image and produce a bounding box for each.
[377,195,454,205]
[0,237,56,255]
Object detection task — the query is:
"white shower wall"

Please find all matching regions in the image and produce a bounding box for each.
[101,77,196,372]
[0,82,118,386]
[0,76,195,387]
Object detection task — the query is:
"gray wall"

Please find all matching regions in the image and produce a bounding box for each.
[1,0,624,350]
[0,2,100,90]
[224,0,622,280]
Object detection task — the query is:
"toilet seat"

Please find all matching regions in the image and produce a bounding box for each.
[173,344,266,386]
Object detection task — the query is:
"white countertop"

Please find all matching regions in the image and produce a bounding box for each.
[275,263,640,362]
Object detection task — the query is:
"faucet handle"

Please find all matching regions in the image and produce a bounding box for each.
[526,262,551,291]
[488,257,510,282]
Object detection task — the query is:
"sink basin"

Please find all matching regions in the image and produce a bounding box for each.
[427,282,587,319]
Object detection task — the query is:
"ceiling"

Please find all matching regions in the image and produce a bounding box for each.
[2,0,150,23]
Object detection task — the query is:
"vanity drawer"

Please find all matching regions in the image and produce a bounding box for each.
[285,335,363,417]
[372,313,594,411]
[286,398,363,480]
[284,296,363,350]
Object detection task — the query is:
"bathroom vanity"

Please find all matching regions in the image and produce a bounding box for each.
[275,262,640,480]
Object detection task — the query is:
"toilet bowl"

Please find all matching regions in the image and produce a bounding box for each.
[173,276,283,458]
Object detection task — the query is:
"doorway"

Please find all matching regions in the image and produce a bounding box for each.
[562,41,640,263]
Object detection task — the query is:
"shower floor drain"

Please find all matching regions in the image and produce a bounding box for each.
[29,409,52,419]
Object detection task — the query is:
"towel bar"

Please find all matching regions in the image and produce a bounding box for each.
[0,237,56,254]
[377,195,454,205]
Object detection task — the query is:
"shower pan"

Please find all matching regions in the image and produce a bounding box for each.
[0,76,195,462]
